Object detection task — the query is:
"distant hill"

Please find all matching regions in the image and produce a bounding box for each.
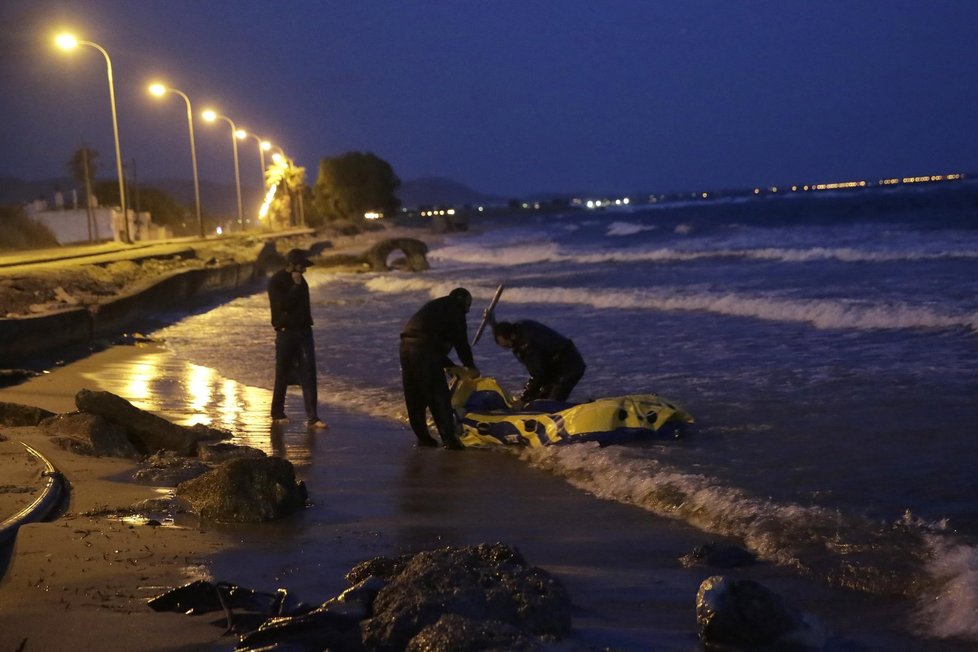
[396,176,504,207]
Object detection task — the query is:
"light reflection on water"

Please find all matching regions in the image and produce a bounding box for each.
[80,343,316,466]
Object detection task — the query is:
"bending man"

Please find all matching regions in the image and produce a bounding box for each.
[267,248,328,429]
[489,315,585,405]
[399,287,479,449]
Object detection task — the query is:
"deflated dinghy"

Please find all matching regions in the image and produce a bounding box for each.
[450,375,693,448]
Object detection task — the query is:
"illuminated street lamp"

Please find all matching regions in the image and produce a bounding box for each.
[55,32,131,243]
[148,83,203,238]
[237,130,271,194]
[202,109,244,230]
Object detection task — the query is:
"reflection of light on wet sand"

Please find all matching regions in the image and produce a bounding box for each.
[186,364,216,423]
[81,345,314,465]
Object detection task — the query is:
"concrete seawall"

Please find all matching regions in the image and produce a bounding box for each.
[0,261,262,365]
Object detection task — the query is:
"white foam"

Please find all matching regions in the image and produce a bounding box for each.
[918,536,978,641]
[606,221,658,237]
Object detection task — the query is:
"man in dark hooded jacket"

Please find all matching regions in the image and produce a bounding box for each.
[399,287,479,449]
[267,248,327,429]
[488,315,585,406]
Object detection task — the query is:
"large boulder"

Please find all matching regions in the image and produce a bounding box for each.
[361,237,429,272]
[132,450,212,486]
[696,575,825,648]
[175,456,307,522]
[0,401,55,427]
[75,389,201,455]
[360,543,572,651]
[39,411,140,458]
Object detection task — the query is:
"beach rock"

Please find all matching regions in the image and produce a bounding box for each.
[40,411,140,458]
[197,442,266,463]
[133,450,212,485]
[360,542,572,651]
[695,575,826,649]
[679,542,757,569]
[319,576,388,621]
[407,613,540,652]
[361,237,429,272]
[237,605,365,652]
[0,401,55,426]
[175,456,308,522]
[345,554,415,585]
[0,368,40,387]
[74,388,198,455]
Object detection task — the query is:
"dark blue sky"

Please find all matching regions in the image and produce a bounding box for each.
[2,0,977,197]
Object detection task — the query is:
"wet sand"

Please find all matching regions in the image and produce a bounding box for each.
[0,341,752,651]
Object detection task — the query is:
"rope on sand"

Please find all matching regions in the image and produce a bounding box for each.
[0,442,67,546]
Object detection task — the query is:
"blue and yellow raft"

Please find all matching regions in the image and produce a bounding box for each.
[450,375,694,448]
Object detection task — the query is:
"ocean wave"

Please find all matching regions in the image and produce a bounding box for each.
[427,243,978,267]
[364,277,977,332]
[517,443,978,641]
[606,221,659,236]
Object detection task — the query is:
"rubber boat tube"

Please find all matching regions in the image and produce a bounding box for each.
[0,442,67,546]
[451,375,694,448]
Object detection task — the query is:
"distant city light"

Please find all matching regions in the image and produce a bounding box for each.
[364,211,382,220]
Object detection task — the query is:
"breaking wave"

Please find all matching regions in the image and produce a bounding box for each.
[428,243,978,267]
[364,277,978,333]
[517,443,978,641]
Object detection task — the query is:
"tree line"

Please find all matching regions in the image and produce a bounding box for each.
[66,146,401,235]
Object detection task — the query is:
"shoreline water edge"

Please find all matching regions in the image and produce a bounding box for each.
[2,208,977,651]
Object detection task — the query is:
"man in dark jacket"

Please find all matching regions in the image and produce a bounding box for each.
[267,248,327,429]
[399,287,479,449]
[489,316,585,405]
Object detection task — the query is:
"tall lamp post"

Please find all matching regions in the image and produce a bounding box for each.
[202,109,244,230]
[239,131,271,194]
[148,83,204,238]
[55,33,131,243]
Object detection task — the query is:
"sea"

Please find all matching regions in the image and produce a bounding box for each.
[150,183,978,650]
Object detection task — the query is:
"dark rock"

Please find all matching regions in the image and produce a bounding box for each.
[175,456,308,522]
[253,240,282,277]
[696,575,825,648]
[0,401,55,427]
[360,543,572,651]
[75,388,197,455]
[236,605,364,652]
[0,368,40,387]
[361,237,429,272]
[320,576,388,621]
[188,423,233,443]
[308,240,333,256]
[679,542,757,569]
[407,614,540,652]
[133,450,212,486]
[198,442,266,463]
[345,554,414,585]
[40,411,140,458]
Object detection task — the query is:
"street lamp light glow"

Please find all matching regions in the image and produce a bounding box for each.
[234,129,247,140]
[147,81,204,238]
[201,109,244,229]
[53,32,130,243]
[54,33,78,50]
[260,141,271,151]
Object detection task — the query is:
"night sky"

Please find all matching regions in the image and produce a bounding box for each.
[1,0,977,198]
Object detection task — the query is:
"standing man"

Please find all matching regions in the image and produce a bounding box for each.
[399,287,479,449]
[488,315,586,406]
[267,248,328,429]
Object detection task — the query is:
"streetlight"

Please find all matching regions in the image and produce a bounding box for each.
[148,83,204,238]
[238,130,270,195]
[202,109,243,230]
[55,32,131,243]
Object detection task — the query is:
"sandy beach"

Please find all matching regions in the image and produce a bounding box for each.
[0,339,712,651]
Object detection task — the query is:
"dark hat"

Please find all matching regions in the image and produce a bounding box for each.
[286,248,313,267]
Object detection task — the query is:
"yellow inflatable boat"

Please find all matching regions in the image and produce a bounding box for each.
[450,375,694,448]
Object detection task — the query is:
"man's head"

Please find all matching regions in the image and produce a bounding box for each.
[449,287,472,312]
[492,321,516,349]
[286,248,313,272]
